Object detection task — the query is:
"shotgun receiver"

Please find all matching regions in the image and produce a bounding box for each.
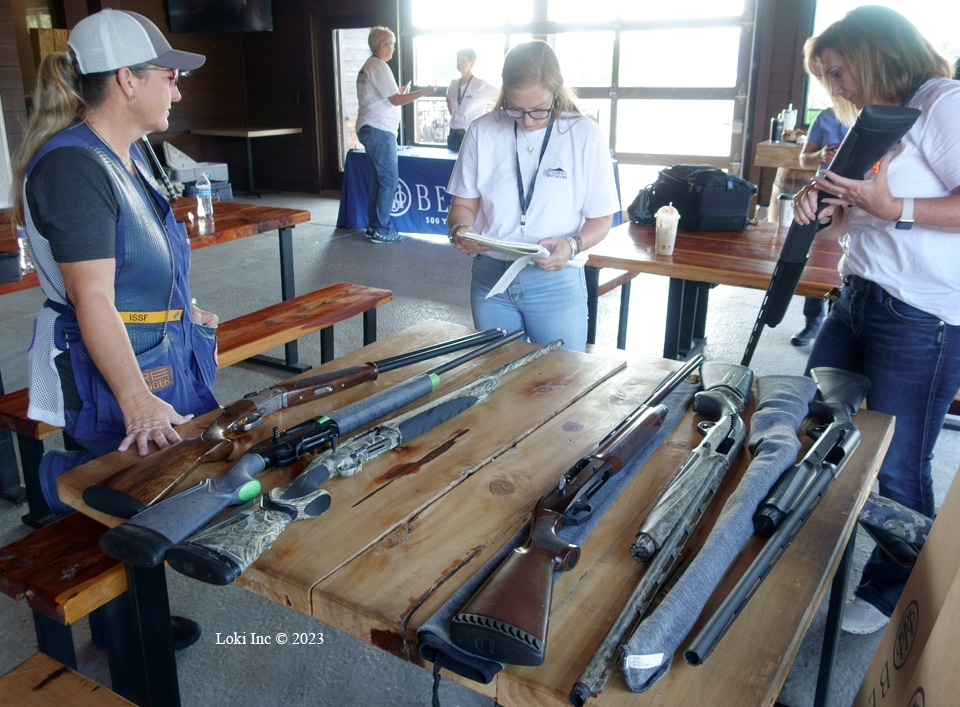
[449,354,703,666]
[83,329,508,518]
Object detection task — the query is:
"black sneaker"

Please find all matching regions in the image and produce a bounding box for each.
[791,323,820,347]
[364,226,377,239]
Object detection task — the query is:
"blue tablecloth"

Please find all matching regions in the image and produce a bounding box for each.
[337,146,622,235]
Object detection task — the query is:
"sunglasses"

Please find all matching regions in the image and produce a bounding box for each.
[141,67,184,85]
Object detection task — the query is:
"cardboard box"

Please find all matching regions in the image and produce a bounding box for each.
[167,162,229,184]
[853,467,960,706]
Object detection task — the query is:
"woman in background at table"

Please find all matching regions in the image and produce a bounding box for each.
[794,6,960,636]
[445,48,498,152]
[446,41,620,351]
[356,26,437,244]
[11,8,219,497]
[791,103,851,347]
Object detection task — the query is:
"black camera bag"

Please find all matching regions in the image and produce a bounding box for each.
[628,165,757,232]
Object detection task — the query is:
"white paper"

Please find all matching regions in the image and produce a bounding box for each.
[624,652,665,670]
[456,231,550,298]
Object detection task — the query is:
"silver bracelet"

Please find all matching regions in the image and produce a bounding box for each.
[448,223,469,244]
[566,234,582,257]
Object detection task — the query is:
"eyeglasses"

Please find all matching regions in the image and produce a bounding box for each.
[142,67,183,85]
[503,100,555,120]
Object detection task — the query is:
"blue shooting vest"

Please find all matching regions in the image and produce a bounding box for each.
[27,121,218,445]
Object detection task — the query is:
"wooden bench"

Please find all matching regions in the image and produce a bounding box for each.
[0,513,136,701]
[0,652,134,706]
[0,281,392,525]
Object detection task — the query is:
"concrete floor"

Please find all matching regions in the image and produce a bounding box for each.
[1,192,958,706]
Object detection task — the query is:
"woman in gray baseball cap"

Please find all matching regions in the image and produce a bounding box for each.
[10,6,214,579]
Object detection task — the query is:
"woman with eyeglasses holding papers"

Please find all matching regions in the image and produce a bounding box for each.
[10,9,219,521]
[446,41,620,351]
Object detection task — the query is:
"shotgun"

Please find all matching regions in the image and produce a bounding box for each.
[166,339,562,585]
[449,354,703,666]
[568,362,752,706]
[740,105,921,367]
[683,366,869,666]
[83,329,508,518]
[98,330,525,567]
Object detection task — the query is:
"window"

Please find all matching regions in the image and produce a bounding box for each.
[406,1,754,200]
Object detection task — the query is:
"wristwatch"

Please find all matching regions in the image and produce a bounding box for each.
[895,197,914,230]
[448,223,469,243]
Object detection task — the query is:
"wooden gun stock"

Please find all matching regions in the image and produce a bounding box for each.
[453,508,581,666]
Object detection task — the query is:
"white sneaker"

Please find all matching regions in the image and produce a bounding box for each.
[841,597,890,635]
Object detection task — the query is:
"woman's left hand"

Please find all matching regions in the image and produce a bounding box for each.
[533,237,573,272]
[812,153,900,221]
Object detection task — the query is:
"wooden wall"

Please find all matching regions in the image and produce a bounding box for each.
[1,0,815,196]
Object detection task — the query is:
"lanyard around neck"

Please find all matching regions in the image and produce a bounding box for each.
[514,115,555,235]
[457,75,473,106]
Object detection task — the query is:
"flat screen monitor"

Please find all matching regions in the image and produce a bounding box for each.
[167,0,274,34]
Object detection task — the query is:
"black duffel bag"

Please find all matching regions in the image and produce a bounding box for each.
[628,165,757,232]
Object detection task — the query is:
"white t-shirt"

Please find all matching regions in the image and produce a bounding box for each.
[357,55,401,133]
[447,111,620,267]
[446,76,499,131]
[839,78,960,324]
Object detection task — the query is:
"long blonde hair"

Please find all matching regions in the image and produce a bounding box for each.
[10,51,122,227]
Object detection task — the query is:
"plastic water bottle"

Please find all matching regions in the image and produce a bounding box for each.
[196,172,214,218]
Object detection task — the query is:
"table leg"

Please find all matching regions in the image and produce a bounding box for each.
[585,266,600,346]
[617,280,631,350]
[248,226,311,373]
[813,531,855,707]
[245,137,260,198]
[663,279,709,360]
[0,373,27,506]
[125,563,180,706]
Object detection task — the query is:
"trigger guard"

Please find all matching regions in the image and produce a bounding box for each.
[564,501,592,526]
[231,412,264,432]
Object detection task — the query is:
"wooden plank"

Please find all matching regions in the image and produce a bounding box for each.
[0,653,134,706]
[0,387,57,440]
[311,358,682,642]
[214,282,392,368]
[238,342,626,614]
[0,513,126,625]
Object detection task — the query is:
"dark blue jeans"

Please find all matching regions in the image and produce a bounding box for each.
[357,124,398,234]
[806,280,960,614]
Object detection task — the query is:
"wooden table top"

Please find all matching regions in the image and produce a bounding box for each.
[58,320,893,705]
[587,220,843,299]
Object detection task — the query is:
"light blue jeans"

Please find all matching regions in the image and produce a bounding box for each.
[357,125,398,234]
[806,280,960,615]
[471,255,588,351]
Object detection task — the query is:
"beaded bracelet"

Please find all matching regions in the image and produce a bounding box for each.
[448,223,469,244]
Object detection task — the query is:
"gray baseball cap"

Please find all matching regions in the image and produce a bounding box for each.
[68,9,205,75]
